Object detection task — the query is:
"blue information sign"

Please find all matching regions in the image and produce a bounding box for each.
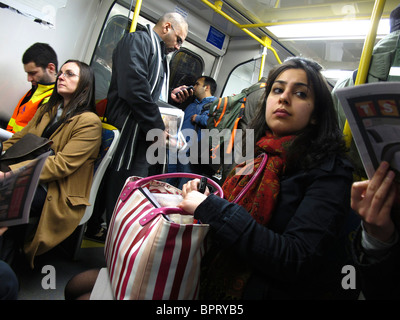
[206,26,225,50]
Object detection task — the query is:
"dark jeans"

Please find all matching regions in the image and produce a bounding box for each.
[0,260,18,300]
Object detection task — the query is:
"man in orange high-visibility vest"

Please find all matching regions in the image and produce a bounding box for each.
[6,43,58,134]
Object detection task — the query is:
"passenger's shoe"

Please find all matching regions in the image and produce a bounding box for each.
[84,227,107,243]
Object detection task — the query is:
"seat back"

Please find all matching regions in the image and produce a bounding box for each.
[79,123,120,225]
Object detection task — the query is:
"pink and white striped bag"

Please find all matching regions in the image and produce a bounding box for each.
[104,173,223,300]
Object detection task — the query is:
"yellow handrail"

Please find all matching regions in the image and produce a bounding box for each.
[129,0,143,33]
[259,36,270,80]
[343,0,386,149]
[200,0,282,65]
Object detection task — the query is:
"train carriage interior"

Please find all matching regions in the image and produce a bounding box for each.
[0,0,398,300]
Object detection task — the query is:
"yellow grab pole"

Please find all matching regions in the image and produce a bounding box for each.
[267,43,282,64]
[343,0,385,148]
[355,0,386,86]
[129,0,143,33]
[259,37,271,80]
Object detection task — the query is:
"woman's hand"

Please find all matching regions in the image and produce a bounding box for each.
[177,179,209,214]
[351,161,398,243]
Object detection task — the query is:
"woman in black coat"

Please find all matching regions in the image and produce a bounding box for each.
[178,57,355,299]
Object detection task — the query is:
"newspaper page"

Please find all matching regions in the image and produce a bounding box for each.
[0,151,50,227]
[159,107,187,151]
[336,82,400,181]
[0,128,13,141]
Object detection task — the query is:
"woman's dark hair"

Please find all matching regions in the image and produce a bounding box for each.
[247,57,347,171]
[35,59,96,126]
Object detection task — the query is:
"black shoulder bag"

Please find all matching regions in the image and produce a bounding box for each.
[0,133,53,172]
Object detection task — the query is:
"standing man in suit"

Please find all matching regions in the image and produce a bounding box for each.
[100,12,188,225]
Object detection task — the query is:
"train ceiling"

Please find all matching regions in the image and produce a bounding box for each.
[182,0,399,78]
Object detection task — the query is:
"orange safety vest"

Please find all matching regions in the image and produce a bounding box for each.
[6,83,54,133]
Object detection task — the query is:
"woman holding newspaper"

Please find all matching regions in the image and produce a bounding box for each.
[178,57,355,299]
[0,60,102,268]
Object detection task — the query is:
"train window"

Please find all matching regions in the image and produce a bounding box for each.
[91,14,130,101]
[169,48,205,91]
[222,59,264,97]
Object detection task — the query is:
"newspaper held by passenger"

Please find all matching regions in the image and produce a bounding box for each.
[0,152,50,227]
[336,82,400,181]
[0,128,13,141]
[159,107,187,151]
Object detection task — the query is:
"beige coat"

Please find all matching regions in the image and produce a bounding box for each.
[3,108,102,267]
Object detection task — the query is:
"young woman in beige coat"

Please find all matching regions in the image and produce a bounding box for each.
[2,60,102,268]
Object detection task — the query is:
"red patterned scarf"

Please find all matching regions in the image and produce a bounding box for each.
[222,131,295,226]
[199,131,295,300]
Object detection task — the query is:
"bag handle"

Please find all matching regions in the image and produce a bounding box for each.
[123,154,267,205]
[127,172,224,198]
[233,153,268,203]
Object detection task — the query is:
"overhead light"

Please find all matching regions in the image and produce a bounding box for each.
[321,69,353,80]
[267,19,390,40]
